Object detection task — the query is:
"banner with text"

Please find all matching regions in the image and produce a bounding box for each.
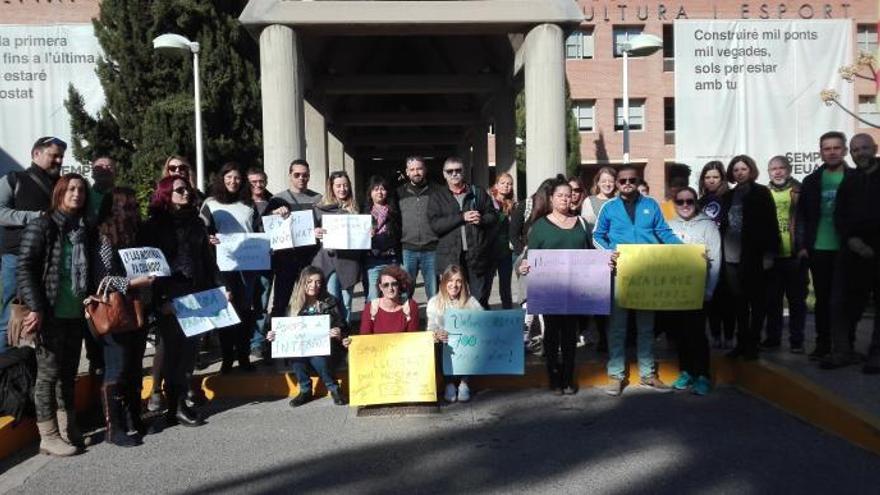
[271,315,331,358]
[118,247,171,279]
[674,20,853,184]
[173,286,240,337]
[527,250,612,315]
[0,24,104,179]
[321,214,372,250]
[615,244,707,311]
[441,309,525,376]
[348,332,437,407]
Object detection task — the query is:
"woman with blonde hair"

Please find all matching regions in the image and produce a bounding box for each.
[430,265,484,402]
[487,172,515,309]
[580,166,617,232]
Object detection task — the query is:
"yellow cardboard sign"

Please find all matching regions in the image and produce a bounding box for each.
[348,332,437,406]
[615,244,707,311]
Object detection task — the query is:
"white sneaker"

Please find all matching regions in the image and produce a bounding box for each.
[444,383,457,403]
[457,382,471,402]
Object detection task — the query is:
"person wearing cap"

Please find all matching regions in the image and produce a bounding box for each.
[0,136,64,352]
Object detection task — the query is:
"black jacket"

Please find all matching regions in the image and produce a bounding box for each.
[720,182,780,278]
[427,184,497,274]
[795,164,855,254]
[834,163,880,249]
[17,211,93,313]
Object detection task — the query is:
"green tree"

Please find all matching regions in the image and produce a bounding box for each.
[65,0,262,205]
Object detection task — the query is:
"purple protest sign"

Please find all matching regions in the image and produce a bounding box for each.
[527,249,612,315]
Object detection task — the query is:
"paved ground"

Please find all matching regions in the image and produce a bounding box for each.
[2,387,879,495]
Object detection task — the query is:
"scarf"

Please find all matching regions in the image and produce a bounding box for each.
[372,204,390,234]
[66,220,88,296]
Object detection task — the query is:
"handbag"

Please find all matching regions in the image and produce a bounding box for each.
[6,298,35,348]
[84,277,145,338]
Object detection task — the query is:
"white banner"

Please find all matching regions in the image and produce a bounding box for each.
[321,214,371,250]
[271,315,331,358]
[173,286,240,337]
[215,233,271,271]
[118,247,171,279]
[674,20,853,185]
[0,24,104,179]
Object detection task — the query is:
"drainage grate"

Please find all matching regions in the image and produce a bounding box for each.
[356,404,441,417]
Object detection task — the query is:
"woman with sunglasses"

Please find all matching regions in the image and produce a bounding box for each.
[162,155,204,202]
[354,265,419,336]
[200,162,261,374]
[667,187,721,395]
[144,176,223,427]
[313,171,361,323]
[488,173,516,309]
[362,175,401,303]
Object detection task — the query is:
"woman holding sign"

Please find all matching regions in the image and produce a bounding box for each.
[429,265,483,402]
[201,162,262,374]
[362,175,401,303]
[18,174,92,456]
[313,171,362,323]
[266,266,348,407]
[144,176,224,427]
[668,187,721,395]
[356,265,420,335]
[518,176,594,395]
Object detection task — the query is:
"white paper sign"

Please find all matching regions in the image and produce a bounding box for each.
[263,215,293,250]
[173,286,241,337]
[291,210,317,247]
[118,247,171,278]
[271,315,332,358]
[215,233,271,271]
[321,214,372,250]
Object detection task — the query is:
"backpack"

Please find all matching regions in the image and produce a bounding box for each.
[0,346,37,424]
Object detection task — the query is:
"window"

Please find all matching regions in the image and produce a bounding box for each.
[572,100,595,131]
[857,24,878,54]
[614,98,645,131]
[858,95,880,127]
[664,98,675,144]
[662,24,674,72]
[565,29,595,59]
[612,25,644,57]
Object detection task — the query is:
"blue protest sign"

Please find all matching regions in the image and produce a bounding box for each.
[441,309,525,376]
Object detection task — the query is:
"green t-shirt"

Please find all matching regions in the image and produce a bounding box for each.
[814,169,844,251]
[770,187,793,257]
[527,216,589,250]
[54,238,83,319]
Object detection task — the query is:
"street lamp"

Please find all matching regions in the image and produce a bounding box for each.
[152,33,204,192]
[620,33,663,164]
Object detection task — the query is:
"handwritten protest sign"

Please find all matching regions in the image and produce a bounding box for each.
[527,250,612,315]
[215,233,271,271]
[271,315,331,358]
[321,214,372,250]
[173,286,240,337]
[348,332,436,406]
[615,244,707,311]
[441,309,525,376]
[118,247,171,278]
[262,215,294,250]
[291,210,317,247]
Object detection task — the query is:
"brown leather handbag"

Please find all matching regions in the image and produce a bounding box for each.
[84,278,146,338]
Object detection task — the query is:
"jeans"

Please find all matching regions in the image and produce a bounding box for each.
[0,253,18,354]
[669,308,709,377]
[486,252,514,309]
[34,317,84,421]
[402,249,437,300]
[363,255,397,303]
[251,272,273,351]
[291,356,338,394]
[765,257,808,346]
[326,272,353,324]
[809,250,838,351]
[607,302,655,379]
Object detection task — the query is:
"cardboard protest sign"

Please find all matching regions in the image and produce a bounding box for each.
[263,215,294,250]
[527,250,612,315]
[441,309,525,376]
[615,244,707,311]
[118,247,171,278]
[215,233,271,271]
[348,332,436,406]
[291,210,317,247]
[321,214,372,250]
[172,286,240,337]
[271,315,331,358]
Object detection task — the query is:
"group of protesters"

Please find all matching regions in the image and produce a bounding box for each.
[0,128,877,456]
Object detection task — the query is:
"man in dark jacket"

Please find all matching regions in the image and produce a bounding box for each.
[428,157,497,308]
[795,131,855,360]
[397,156,441,299]
[0,136,63,353]
[823,133,880,371]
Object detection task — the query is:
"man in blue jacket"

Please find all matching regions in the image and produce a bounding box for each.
[593,166,682,396]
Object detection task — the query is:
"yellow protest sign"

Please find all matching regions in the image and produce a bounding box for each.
[615,244,707,311]
[348,332,437,407]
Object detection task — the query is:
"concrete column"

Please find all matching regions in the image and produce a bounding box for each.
[305,101,328,190]
[494,88,517,193]
[260,24,306,193]
[327,131,345,171]
[523,23,566,196]
[471,125,489,188]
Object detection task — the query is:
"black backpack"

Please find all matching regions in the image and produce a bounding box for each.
[0,346,37,424]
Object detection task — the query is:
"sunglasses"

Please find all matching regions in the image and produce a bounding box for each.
[167,165,189,173]
[292,172,310,179]
[173,187,191,195]
[380,281,400,289]
[618,178,639,185]
[443,168,463,176]
[674,198,696,206]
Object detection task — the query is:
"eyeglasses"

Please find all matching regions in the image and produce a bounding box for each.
[618,178,639,185]
[443,168,463,176]
[292,172,310,179]
[674,198,696,206]
[173,187,190,195]
[380,281,400,289]
[167,165,189,173]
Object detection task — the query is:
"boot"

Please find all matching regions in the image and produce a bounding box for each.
[56,409,85,449]
[125,383,148,437]
[36,419,78,457]
[175,396,205,427]
[101,384,140,447]
[546,366,562,393]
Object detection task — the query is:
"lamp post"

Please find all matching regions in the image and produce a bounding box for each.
[152,33,204,192]
[620,33,663,164]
